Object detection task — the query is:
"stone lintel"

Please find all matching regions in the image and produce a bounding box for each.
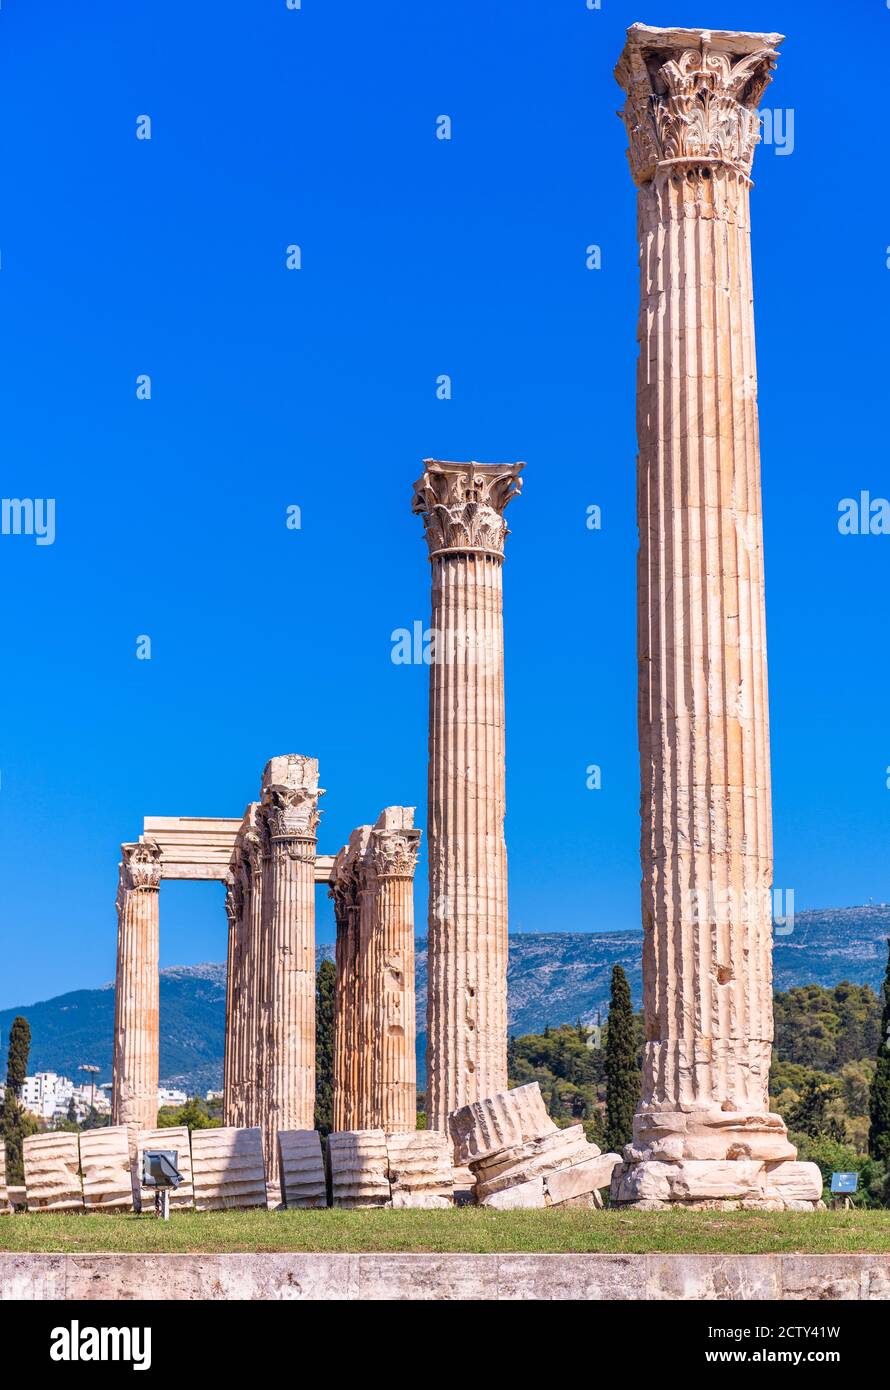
[140,815,334,882]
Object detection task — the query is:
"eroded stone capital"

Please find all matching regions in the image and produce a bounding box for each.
[412,459,524,560]
[367,826,422,880]
[121,839,162,892]
[614,24,782,185]
[261,754,324,843]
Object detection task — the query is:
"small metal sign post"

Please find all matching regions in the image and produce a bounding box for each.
[830,1171,858,1210]
[141,1150,184,1221]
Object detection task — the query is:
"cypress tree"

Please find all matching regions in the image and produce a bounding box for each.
[868,939,890,1164]
[3,1016,32,1185]
[604,965,638,1154]
[314,958,335,1135]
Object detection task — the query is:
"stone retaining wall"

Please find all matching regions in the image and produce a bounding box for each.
[1,1253,888,1301]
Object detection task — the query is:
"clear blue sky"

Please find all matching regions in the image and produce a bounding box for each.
[1,1,888,1010]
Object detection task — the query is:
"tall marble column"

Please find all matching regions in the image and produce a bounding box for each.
[241,807,266,1132]
[330,836,362,1131]
[367,809,422,1132]
[223,861,247,1128]
[612,25,819,1208]
[112,840,162,1141]
[260,755,322,1177]
[412,460,523,1131]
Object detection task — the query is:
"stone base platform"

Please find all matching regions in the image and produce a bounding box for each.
[611,1159,824,1211]
[3,1252,888,1300]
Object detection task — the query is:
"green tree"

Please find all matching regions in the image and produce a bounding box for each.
[314,958,335,1135]
[2,1016,33,1185]
[604,965,639,1154]
[869,940,890,1164]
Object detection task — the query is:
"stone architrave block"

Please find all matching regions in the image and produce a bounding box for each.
[277,1130,327,1209]
[23,1133,83,1212]
[137,1126,194,1209]
[191,1127,267,1211]
[79,1126,134,1212]
[328,1131,391,1208]
[386,1131,454,1209]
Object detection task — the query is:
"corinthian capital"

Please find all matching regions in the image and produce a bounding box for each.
[121,839,162,891]
[412,460,524,560]
[261,753,323,842]
[614,24,782,185]
[366,807,422,880]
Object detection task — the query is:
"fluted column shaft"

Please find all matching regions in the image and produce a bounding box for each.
[259,755,322,1180]
[332,880,359,1131]
[615,26,789,1155]
[372,871,418,1131]
[263,837,316,1170]
[413,460,523,1131]
[428,553,507,1125]
[355,872,379,1127]
[112,842,162,1142]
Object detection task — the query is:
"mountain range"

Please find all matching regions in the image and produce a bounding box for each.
[2,906,888,1093]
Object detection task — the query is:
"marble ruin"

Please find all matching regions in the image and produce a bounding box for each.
[327,1129,454,1209]
[101,25,816,1219]
[23,1133,82,1213]
[451,1083,620,1209]
[330,808,421,1132]
[412,460,523,1132]
[610,24,820,1208]
[277,1130,327,1209]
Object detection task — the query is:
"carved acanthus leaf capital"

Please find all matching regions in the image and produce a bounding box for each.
[121,839,162,892]
[412,460,524,559]
[261,754,323,843]
[367,827,422,880]
[614,25,782,185]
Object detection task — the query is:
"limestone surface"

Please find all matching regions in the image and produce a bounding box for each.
[610,24,815,1208]
[327,1130,391,1209]
[23,1133,83,1212]
[386,1131,454,1209]
[191,1127,268,1211]
[137,1125,194,1209]
[413,460,523,1130]
[277,1130,327,1209]
[451,1084,615,1209]
[80,1126,134,1212]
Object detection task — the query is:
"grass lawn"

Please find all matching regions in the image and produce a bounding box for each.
[1,1208,889,1255]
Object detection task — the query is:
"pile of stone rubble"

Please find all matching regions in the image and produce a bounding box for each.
[449,1083,621,1209]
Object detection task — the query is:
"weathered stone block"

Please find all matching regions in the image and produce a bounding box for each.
[328,1130,391,1208]
[612,1159,767,1205]
[191,1127,267,1211]
[80,1126,133,1212]
[277,1130,327,1209]
[23,1133,83,1212]
[545,1153,622,1206]
[763,1161,823,1204]
[449,1083,555,1165]
[479,1178,546,1210]
[386,1131,453,1208]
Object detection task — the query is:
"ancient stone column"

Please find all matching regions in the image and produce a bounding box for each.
[241,806,266,1132]
[355,827,379,1129]
[367,808,422,1131]
[330,838,362,1131]
[223,846,249,1127]
[412,460,523,1131]
[612,25,819,1208]
[259,755,322,1177]
[112,840,162,1142]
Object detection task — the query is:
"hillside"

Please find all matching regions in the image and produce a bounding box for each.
[1,906,887,1092]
